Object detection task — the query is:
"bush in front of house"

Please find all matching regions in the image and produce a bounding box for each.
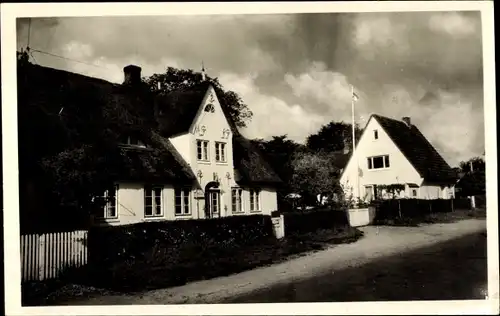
[373,198,458,225]
[283,207,350,235]
[85,215,275,291]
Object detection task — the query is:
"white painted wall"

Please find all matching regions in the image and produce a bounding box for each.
[340,117,423,201]
[168,84,278,220]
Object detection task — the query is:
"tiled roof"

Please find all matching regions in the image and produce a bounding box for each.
[372,114,457,184]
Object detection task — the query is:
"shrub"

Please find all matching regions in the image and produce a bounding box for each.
[373,198,454,223]
[87,215,274,269]
[283,207,350,235]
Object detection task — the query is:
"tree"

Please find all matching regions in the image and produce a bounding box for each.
[456,156,486,196]
[306,121,363,153]
[290,150,343,209]
[144,67,253,129]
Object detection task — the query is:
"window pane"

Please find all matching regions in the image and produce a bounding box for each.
[145,206,153,216]
[374,130,378,139]
[215,144,220,161]
[373,156,384,169]
[367,158,373,169]
[221,144,226,161]
[256,191,260,209]
[197,141,202,160]
[384,155,390,168]
[175,205,182,215]
[154,187,162,197]
[155,205,162,215]
[154,195,161,208]
[175,194,181,206]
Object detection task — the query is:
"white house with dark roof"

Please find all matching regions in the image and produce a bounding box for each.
[18,60,281,228]
[340,114,458,202]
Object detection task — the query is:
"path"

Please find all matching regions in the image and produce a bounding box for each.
[56,218,487,305]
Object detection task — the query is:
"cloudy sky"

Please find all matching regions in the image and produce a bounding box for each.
[16,11,484,166]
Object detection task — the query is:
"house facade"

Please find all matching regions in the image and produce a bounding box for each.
[340,115,457,202]
[18,59,281,228]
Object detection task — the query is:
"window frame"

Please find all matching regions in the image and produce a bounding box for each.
[231,187,244,213]
[215,142,227,163]
[144,185,164,218]
[249,189,261,212]
[174,187,192,216]
[196,139,210,162]
[373,129,379,140]
[367,155,390,170]
[96,184,119,220]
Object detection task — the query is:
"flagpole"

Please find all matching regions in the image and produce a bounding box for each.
[351,85,359,203]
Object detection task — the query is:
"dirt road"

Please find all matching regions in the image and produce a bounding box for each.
[55,218,487,305]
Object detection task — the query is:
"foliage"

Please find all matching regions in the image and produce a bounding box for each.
[290,150,343,207]
[88,214,274,267]
[306,121,363,153]
[283,208,351,235]
[144,67,253,128]
[456,156,486,196]
[373,198,454,225]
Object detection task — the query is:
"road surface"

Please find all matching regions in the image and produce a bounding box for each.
[224,231,488,302]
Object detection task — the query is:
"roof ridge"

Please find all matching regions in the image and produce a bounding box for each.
[23,62,116,86]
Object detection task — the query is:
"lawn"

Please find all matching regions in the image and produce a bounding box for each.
[22,225,364,306]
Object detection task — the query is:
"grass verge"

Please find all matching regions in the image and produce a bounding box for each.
[374,208,486,227]
[22,225,364,306]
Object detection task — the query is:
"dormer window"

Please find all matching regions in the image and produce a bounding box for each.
[120,135,146,148]
[204,103,215,113]
[374,129,379,140]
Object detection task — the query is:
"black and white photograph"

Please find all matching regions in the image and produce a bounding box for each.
[2,2,498,315]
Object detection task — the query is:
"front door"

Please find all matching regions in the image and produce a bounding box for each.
[208,190,221,218]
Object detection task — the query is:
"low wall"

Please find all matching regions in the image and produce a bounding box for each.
[348,207,376,227]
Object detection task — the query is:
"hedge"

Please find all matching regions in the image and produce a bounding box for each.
[283,208,350,235]
[373,199,455,222]
[88,214,274,267]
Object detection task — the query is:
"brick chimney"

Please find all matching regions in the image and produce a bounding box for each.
[123,65,142,85]
[402,116,411,127]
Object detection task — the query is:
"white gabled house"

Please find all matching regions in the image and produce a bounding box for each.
[19,62,282,228]
[340,114,458,202]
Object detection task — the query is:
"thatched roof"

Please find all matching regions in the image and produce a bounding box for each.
[232,135,282,186]
[18,61,281,187]
[18,62,194,184]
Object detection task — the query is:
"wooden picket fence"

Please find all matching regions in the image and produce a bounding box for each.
[20,230,88,282]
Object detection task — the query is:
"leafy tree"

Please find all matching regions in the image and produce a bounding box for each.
[144,67,253,129]
[456,156,486,196]
[290,150,343,209]
[306,121,363,153]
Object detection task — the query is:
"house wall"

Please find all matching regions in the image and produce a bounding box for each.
[170,133,192,166]
[98,84,279,226]
[340,117,423,201]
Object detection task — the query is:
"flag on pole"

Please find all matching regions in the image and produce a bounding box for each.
[352,90,359,102]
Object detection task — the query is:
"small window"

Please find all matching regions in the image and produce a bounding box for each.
[215,142,227,163]
[367,155,390,170]
[175,188,191,215]
[204,103,215,113]
[144,185,163,217]
[197,140,209,161]
[374,130,378,140]
[96,185,119,219]
[232,188,243,213]
[412,189,418,197]
[249,189,261,212]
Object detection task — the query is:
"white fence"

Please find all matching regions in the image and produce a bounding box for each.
[20,230,88,282]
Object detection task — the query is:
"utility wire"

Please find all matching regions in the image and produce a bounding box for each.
[30,48,110,70]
